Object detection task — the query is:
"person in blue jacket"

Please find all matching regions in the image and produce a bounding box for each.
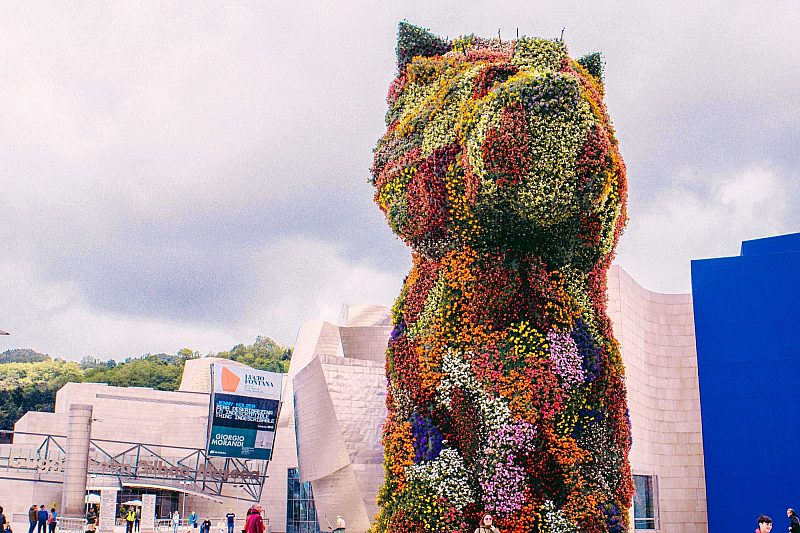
[36,506,48,533]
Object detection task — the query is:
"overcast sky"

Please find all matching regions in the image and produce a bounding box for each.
[1,1,798,359]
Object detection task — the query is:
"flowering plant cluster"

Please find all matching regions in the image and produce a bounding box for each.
[371,22,632,533]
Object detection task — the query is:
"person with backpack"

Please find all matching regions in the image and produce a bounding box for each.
[28,506,38,533]
[474,514,500,533]
[48,508,57,533]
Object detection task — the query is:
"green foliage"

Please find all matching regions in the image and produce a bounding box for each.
[0,359,85,431]
[0,336,292,431]
[578,52,604,81]
[215,336,292,373]
[0,359,83,389]
[83,355,184,390]
[0,348,49,363]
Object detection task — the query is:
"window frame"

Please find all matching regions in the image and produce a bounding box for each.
[632,473,660,530]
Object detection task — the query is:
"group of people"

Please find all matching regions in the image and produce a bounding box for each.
[757,509,800,533]
[185,511,212,533]
[0,505,494,533]
[27,506,57,533]
[173,508,242,533]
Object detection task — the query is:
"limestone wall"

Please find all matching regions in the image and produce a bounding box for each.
[607,266,708,533]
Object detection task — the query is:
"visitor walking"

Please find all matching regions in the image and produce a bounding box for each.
[0,506,8,533]
[474,514,500,533]
[788,509,800,533]
[757,515,773,533]
[171,511,180,533]
[48,508,57,533]
[333,515,345,533]
[225,509,235,533]
[28,506,37,533]
[37,505,49,533]
[125,508,135,533]
[245,506,264,533]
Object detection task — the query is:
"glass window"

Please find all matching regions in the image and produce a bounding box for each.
[633,475,658,530]
[286,468,320,533]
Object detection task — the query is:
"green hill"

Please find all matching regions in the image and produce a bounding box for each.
[0,337,292,432]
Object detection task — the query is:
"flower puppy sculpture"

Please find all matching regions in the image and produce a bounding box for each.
[370,23,632,533]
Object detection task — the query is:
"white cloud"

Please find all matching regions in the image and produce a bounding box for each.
[0,258,247,359]
[616,165,794,293]
[0,1,797,358]
[247,237,409,345]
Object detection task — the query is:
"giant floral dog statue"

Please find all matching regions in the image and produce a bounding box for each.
[370,23,632,533]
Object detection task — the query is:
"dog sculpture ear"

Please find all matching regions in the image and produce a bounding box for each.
[396,22,450,74]
[577,52,605,81]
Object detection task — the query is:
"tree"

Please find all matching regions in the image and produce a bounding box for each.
[215,336,292,372]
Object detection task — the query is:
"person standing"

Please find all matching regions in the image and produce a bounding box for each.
[788,509,800,533]
[225,510,235,533]
[48,508,57,533]
[0,506,7,532]
[171,511,180,533]
[474,514,500,533]
[125,508,135,533]
[189,512,198,531]
[37,506,48,533]
[333,515,346,533]
[86,507,97,533]
[28,506,38,533]
[757,515,774,533]
[202,519,211,533]
[134,508,140,533]
[245,507,263,533]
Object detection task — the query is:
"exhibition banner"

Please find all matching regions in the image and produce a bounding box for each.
[207,364,283,460]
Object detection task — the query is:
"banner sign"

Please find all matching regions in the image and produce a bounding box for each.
[207,364,283,460]
[99,488,118,532]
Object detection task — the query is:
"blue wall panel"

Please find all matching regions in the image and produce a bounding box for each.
[692,234,800,533]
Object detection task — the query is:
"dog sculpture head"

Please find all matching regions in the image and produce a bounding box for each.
[372,23,627,270]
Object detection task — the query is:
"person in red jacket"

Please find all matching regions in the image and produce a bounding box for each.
[245,507,263,533]
[758,515,774,533]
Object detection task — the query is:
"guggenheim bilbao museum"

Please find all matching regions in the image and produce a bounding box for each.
[0,233,797,533]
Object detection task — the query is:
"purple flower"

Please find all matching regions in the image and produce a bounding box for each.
[390,321,406,342]
[548,329,585,388]
[410,412,443,463]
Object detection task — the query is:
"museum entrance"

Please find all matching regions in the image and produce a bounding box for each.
[117,488,179,519]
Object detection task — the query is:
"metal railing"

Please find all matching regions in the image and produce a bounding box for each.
[154,518,265,533]
[0,429,270,502]
[55,518,86,533]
